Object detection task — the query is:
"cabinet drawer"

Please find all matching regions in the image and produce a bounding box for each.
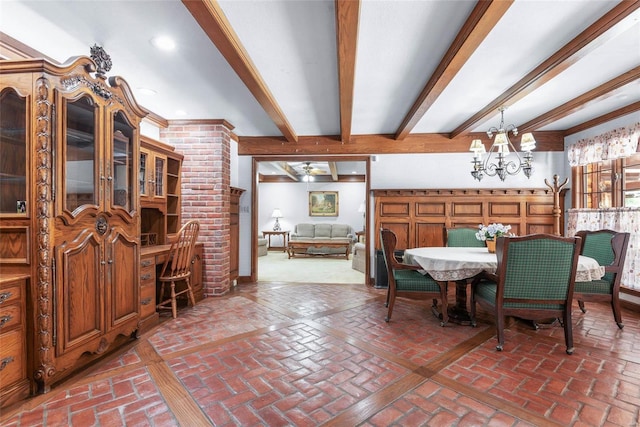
[140,284,156,319]
[140,257,156,284]
[0,329,25,387]
[0,284,21,307]
[0,304,21,332]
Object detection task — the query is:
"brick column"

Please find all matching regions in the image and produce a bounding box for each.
[160,120,232,296]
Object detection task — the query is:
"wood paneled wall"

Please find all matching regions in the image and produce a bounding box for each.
[373,188,567,249]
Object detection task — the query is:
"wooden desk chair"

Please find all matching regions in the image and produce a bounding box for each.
[380,228,448,325]
[157,220,200,318]
[574,229,630,329]
[470,234,580,354]
[444,227,485,247]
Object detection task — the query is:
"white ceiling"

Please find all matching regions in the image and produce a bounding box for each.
[1,0,639,143]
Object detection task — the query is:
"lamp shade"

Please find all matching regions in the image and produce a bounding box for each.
[271,208,282,218]
[493,132,508,146]
[469,139,486,153]
[520,133,536,151]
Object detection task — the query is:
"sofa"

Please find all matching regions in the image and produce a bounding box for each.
[351,242,365,273]
[290,223,356,255]
[258,233,268,256]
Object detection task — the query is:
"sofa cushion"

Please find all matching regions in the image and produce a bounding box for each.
[315,224,332,238]
[296,223,315,238]
[331,224,350,238]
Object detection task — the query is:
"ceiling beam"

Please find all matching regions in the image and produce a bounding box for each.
[328,161,339,181]
[394,0,513,140]
[519,66,640,133]
[564,101,640,136]
[273,161,300,181]
[450,1,640,138]
[238,131,564,156]
[181,0,298,143]
[335,0,360,144]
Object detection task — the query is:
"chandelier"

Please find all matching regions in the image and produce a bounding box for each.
[470,107,536,182]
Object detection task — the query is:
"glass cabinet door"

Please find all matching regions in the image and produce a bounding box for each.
[112,111,134,212]
[154,156,165,198]
[65,95,97,212]
[0,89,27,214]
[139,149,148,198]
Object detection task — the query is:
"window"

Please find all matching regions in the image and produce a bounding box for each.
[575,152,640,208]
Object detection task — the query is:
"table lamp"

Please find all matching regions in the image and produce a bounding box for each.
[271,208,282,231]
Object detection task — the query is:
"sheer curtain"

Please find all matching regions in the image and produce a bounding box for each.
[567,208,639,291]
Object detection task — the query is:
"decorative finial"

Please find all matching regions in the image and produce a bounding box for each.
[90,44,112,78]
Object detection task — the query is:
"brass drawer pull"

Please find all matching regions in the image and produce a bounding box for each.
[0,315,12,328]
[141,260,153,267]
[0,356,14,371]
[140,274,152,281]
[141,298,152,305]
[0,292,11,304]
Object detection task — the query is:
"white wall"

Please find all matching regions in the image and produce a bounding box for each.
[370,152,566,189]
[258,181,366,236]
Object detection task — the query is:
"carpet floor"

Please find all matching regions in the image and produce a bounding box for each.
[258,250,365,284]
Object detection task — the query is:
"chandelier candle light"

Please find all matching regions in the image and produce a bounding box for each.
[470,106,536,182]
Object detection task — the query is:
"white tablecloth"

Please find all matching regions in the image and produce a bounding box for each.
[403,247,605,282]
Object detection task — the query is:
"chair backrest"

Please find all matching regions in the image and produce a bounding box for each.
[380,228,401,275]
[160,220,200,280]
[575,229,630,285]
[445,227,485,247]
[495,234,580,304]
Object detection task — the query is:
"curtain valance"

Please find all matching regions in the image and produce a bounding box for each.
[567,122,640,167]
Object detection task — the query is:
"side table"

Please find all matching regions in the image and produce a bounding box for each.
[262,230,290,252]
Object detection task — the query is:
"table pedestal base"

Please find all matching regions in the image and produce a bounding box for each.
[440,280,473,325]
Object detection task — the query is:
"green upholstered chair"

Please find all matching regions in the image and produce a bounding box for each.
[470,234,580,354]
[574,230,630,329]
[380,228,448,325]
[445,227,485,247]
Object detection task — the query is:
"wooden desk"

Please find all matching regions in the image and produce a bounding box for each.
[262,230,289,252]
[139,243,203,331]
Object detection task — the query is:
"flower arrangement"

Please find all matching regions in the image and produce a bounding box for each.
[476,223,511,241]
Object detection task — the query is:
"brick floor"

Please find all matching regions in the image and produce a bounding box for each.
[1,282,639,426]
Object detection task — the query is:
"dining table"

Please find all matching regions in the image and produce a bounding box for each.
[403,247,605,325]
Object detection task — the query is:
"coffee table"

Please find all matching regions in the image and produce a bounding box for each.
[287,239,350,259]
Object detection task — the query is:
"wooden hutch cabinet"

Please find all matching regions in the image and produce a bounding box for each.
[0,51,147,398]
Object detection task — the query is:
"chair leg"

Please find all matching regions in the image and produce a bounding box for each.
[384,288,390,308]
[496,314,505,351]
[563,309,574,355]
[386,293,396,322]
[170,281,177,319]
[578,300,586,313]
[469,290,477,327]
[611,294,624,329]
[186,278,196,308]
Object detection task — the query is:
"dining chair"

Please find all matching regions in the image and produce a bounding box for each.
[444,227,485,247]
[379,228,448,325]
[157,220,200,318]
[470,234,580,354]
[574,229,630,329]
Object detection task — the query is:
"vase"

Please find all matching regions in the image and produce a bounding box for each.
[486,239,496,253]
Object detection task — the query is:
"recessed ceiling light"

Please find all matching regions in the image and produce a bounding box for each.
[352,171,357,174]
[175,110,187,116]
[137,87,157,95]
[150,35,176,51]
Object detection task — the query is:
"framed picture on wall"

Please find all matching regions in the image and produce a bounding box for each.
[309,191,339,216]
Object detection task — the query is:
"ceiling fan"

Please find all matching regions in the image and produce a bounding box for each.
[301,162,326,176]
[300,161,326,182]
